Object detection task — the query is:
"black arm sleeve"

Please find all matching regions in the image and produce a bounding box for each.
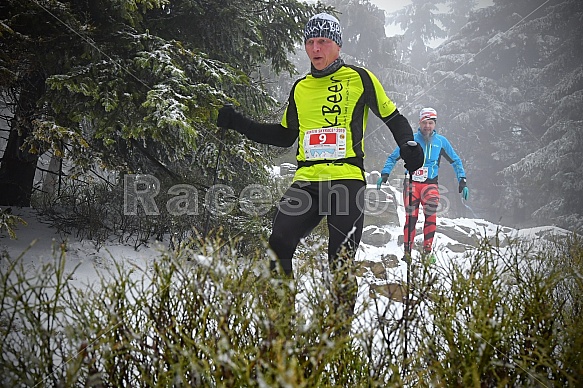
[237,116,298,148]
[382,109,414,146]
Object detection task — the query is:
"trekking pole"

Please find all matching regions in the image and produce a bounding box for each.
[203,103,232,237]
[403,140,417,377]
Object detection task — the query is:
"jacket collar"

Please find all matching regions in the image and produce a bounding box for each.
[310,58,345,78]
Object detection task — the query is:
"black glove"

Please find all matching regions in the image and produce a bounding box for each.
[458,177,467,193]
[400,142,424,173]
[216,104,249,134]
[459,178,469,200]
[376,174,389,190]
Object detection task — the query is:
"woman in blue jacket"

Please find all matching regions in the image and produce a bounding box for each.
[377,108,469,261]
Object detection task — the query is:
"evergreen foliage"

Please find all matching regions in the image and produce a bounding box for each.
[440,0,479,37]
[386,0,448,66]
[0,0,322,238]
[1,230,581,386]
[0,208,26,240]
[426,0,583,231]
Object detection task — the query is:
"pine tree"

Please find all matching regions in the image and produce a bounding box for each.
[0,0,319,210]
[441,0,478,37]
[387,0,448,67]
[498,0,583,231]
[426,0,583,230]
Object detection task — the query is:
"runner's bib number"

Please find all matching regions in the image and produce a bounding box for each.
[303,128,347,160]
[412,167,429,182]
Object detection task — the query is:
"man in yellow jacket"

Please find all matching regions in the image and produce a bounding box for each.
[217,13,423,319]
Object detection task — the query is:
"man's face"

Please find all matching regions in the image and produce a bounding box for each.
[305,37,340,70]
[419,119,436,137]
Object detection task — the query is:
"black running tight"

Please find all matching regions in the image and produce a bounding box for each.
[268,179,365,276]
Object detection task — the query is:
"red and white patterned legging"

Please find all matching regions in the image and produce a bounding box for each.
[403,181,440,254]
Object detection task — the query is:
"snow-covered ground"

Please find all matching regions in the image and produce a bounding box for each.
[1,207,163,288]
[1,181,569,300]
[1,177,571,329]
[1,183,572,381]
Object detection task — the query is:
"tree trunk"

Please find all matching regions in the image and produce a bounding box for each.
[42,152,62,196]
[0,75,46,207]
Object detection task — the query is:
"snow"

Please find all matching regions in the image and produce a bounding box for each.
[2,180,569,299]
[1,184,570,376]
[1,208,163,288]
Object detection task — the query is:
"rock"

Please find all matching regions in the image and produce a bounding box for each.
[363,187,399,227]
[369,282,406,302]
[438,222,513,249]
[356,260,387,278]
[438,224,479,246]
[279,163,297,176]
[397,227,422,245]
[380,253,400,268]
[368,261,386,277]
[446,242,469,253]
[361,226,392,247]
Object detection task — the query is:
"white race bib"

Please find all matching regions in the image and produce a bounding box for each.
[412,167,428,182]
[303,128,347,160]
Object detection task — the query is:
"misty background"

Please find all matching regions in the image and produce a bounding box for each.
[266,0,583,232]
[0,0,581,239]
